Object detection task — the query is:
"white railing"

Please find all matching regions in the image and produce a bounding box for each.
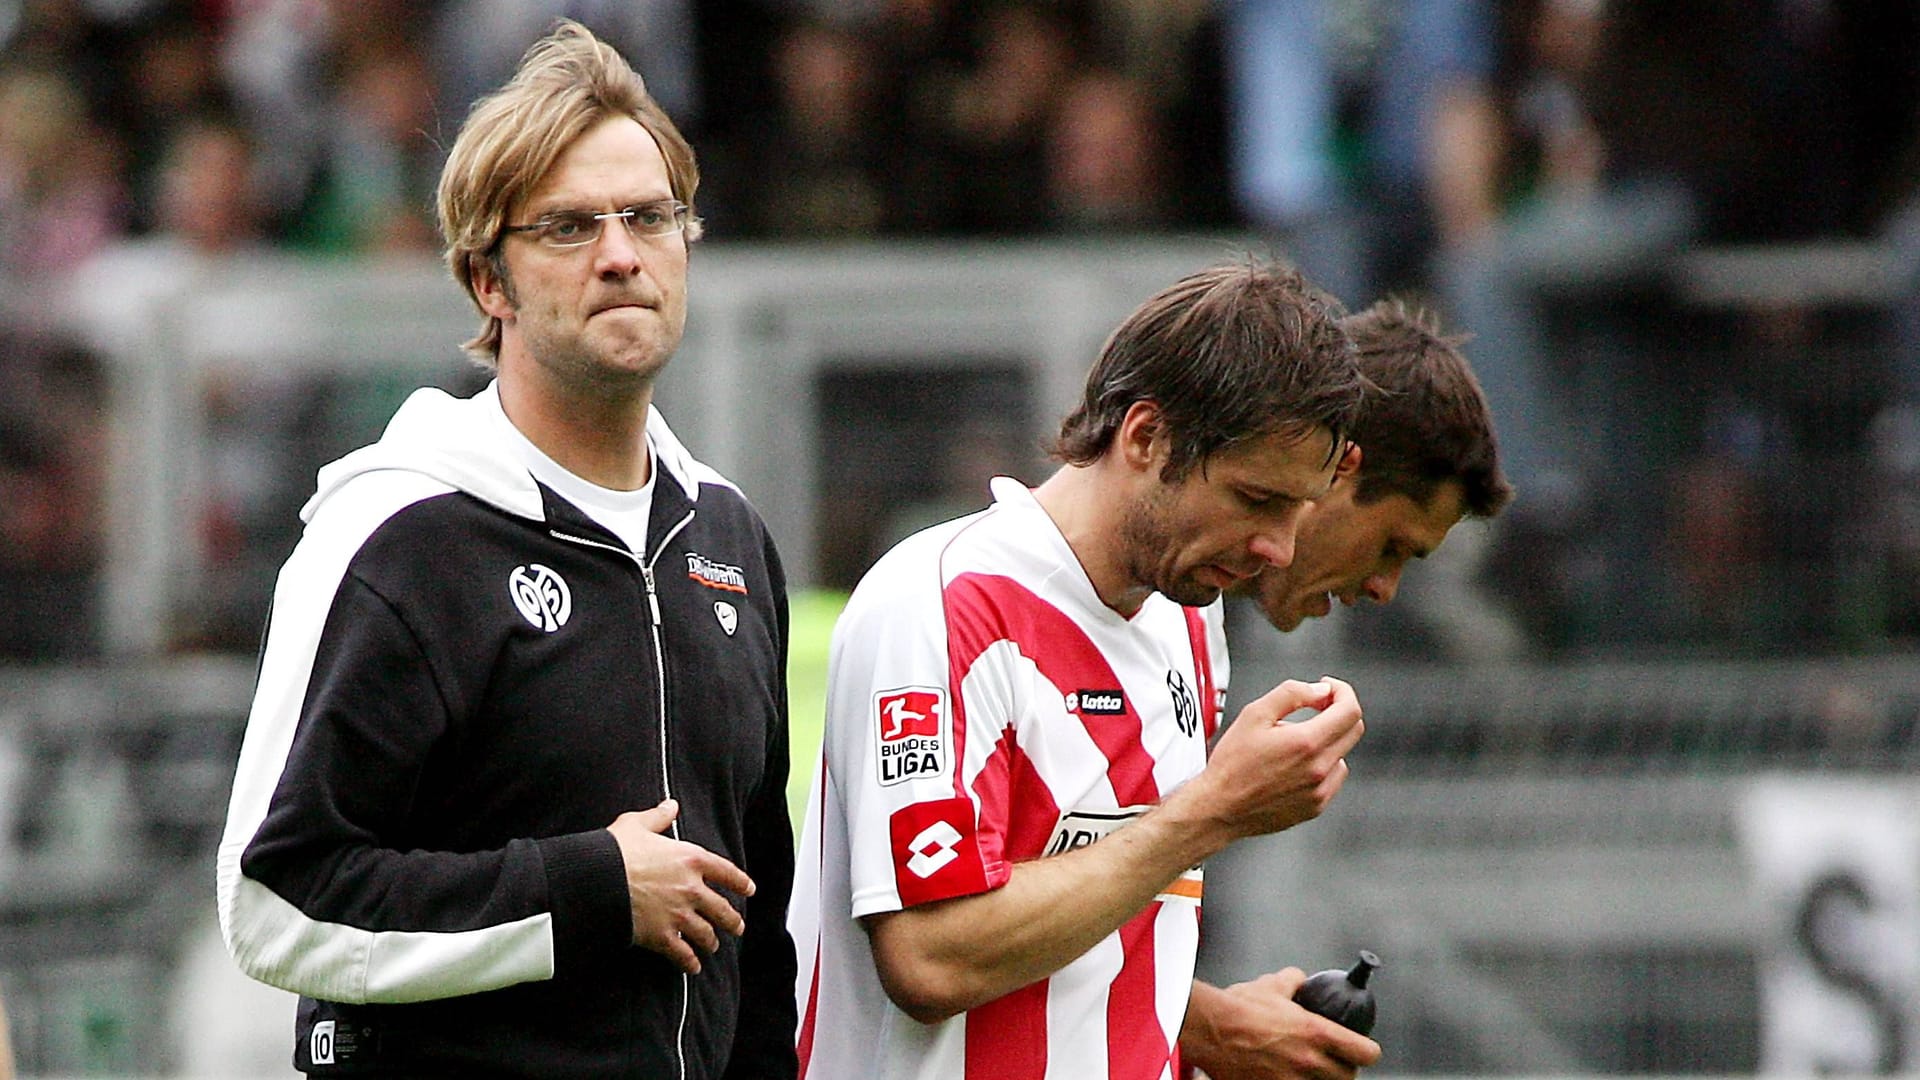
[90,236,1267,654]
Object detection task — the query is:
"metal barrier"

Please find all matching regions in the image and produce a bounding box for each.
[0,659,254,1075]
[1202,640,1920,1075]
[5,653,1920,1074]
[90,237,1262,654]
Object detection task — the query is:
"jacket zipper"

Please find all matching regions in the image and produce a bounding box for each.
[552,507,698,1080]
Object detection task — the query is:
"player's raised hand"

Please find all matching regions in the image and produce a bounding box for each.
[1194,677,1364,840]
[607,799,756,974]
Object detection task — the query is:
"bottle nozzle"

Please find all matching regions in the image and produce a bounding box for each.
[1294,949,1382,1036]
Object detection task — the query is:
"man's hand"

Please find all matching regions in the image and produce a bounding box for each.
[1183,971,1382,1080]
[607,799,756,974]
[1177,677,1364,846]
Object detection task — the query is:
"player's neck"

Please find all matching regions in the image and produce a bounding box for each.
[497,366,654,491]
[1032,464,1150,617]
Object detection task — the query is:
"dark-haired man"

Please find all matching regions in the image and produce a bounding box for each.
[791,260,1378,1079]
[1255,298,1512,633]
[1192,298,1512,1079]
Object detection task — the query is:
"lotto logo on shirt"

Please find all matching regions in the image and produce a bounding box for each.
[889,796,990,906]
[1065,688,1128,716]
[874,687,949,787]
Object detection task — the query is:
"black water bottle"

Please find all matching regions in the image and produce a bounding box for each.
[1294,950,1380,1035]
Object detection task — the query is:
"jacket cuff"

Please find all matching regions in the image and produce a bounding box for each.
[538,829,632,972]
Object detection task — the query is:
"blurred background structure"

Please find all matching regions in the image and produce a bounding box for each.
[1,0,1918,1075]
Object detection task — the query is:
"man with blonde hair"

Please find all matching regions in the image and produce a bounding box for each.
[218,21,796,1077]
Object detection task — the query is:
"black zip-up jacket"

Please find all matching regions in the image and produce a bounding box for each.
[216,384,797,1078]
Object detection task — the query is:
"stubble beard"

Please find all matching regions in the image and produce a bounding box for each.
[498,264,676,399]
[521,304,676,403]
[1118,483,1220,608]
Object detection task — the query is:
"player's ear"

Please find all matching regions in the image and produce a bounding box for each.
[1116,401,1166,475]
[1333,441,1363,483]
[472,252,515,320]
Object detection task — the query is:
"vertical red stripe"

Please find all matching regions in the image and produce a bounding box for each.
[944,573,1163,807]
[968,728,1061,864]
[966,979,1050,1080]
[1107,908,1170,1080]
[938,571,1186,1079]
[1183,607,1218,741]
[796,942,822,1077]
[797,747,828,1077]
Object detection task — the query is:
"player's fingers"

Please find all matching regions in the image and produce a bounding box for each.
[678,910,723,955]
[1320,757,1351,801]
[1317,675,1358,715]
[692,884,747,939]
[635,798,680,834]
[1260,678,1329,715]
[1255,966,1308,996]
[1326,711,1366,761]
[1222,680,1321,732]
[663,933,703,975]
[1327,1028,1383,1069]
[691,849,756,899]
[1295,688,1366,752]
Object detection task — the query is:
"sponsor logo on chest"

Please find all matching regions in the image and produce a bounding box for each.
[1065,688,1127,716]
[686,552,748,594]
[1045,806,1204,905]
[1063,676,1202,740]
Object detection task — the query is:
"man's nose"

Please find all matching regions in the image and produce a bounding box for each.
[591,220,645,277]
[1363,567,1403,605]
[1248,525,1297,570]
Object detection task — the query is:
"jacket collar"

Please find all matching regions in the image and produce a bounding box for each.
[302,381,706,524]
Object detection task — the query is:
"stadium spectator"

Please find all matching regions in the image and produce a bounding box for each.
[217,21,797,1077]
[705,14,891,238]
[285,43,441,254]
[942,1,1084,234]
[107,5,233,236]
[1222,0,1503,304]
[790,260,1379,1079]
[1042,68,1170,233]
[0,327,106,660]
[0,64,127,303]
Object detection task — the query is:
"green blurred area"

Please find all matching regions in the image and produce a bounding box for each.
[785,587,849,829]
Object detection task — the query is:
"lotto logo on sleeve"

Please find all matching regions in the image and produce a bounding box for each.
[889,797,990,906]
[874,687,949,787]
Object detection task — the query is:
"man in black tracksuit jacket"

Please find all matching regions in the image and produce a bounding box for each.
[217,20,796,1079]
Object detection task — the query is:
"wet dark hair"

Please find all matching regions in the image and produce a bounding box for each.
[1342,298,1512,517]
[1052,259,1363,480]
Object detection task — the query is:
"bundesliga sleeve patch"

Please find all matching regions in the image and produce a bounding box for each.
[889,796,991,906]
[873,686,950,787]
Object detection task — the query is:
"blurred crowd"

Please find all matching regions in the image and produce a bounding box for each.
[3,0,1919,658]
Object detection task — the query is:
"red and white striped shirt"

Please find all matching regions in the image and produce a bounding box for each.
[791,477,1228,1080]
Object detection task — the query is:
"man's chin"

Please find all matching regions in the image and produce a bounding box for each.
[1161,580,1226,608]
[1265,606,1308,633]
